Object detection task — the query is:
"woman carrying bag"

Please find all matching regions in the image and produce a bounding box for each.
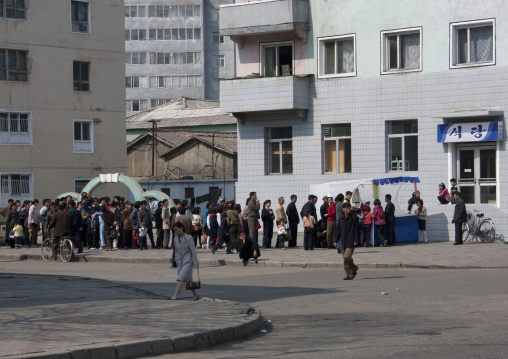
[170,222,200,301]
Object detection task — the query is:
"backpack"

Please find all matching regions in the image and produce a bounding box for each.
[377,207,386,220]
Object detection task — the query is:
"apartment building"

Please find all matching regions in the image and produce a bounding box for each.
[220,0,508,241]
[124,0,235,116]
[0,0,127,207]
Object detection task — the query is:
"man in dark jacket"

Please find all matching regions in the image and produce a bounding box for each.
[335,193,345,253]
[139,200,155,248]
[384,194,396,246]
[338,203,359,280]
[48,203,71,259]
[68,200,83,253]
[452,191,467,245]
[247,192,260,244]
[154,201,163,248]
[286,194,299,247]
[212,213,231,254]
[300,195,318,222]
[5,203,18,248]
[319,195,329,221]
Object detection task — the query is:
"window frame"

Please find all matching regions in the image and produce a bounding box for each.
[73,61,90,92]
[259,41,295,77]
[381,27,422,74]
[73,119,94,154]
[212,54,225,68]
[0,0,28,20]
[266,127,293,175]
[0,49,29,82]
[386,120,418,172]
[318,34,357,79]
[449,18,496,69]
[74,178,91,193]
[0,111,32,145]
[0,172,32,205]
[70,0,91,34]
[322,124,352,174]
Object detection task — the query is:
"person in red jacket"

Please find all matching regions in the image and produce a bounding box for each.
[326,195,336,249]
[361,204,376,247]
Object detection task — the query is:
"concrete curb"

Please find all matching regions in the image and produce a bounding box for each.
[1,252,507,269]
[8,300,263,359]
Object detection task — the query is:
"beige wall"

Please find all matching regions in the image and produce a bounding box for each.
[127,139,170,178]
[0,0,126,206]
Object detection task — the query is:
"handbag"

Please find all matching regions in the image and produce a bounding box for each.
[200,234,207,244]
[186,268,201,290]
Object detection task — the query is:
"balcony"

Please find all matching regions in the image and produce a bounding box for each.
[219,0,309,37]
[220,75,311,115]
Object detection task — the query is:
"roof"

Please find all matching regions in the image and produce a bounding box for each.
[126,97,237,130]
[127,130,237,156]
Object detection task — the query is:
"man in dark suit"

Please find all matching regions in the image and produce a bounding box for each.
[48,203,71,259]
[384,194,396,246]
[68,200,83,253]
[452,191,467,245]
[286,195,299,247]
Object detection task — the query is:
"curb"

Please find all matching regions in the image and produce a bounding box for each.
[1,253,507,269]
[8,299,263,359]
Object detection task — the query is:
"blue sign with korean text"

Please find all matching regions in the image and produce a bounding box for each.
[437,122,501,143]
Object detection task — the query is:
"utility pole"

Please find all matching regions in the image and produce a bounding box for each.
[148,120,159,177]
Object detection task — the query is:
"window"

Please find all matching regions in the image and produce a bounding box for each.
[212,79,219,92]
[147,4,199,18]
[73,120,93,153]
[128,29,146,41]
[185,187,194,199]
[213,33,225,44]
[71,1,89,33]
[1,174,32,204]
[0,112,31,145]
[150,99,170,108]
[267,127,293,174]
[381,27,422,73]
[261,42,293,77]
[323,124,351,173]
[450,19,495,68]
[73,61,89,91]
[149,52,201,65]
[212,55,225,68]
[0,49,28,82]
[318,35,356,78]
[161,188,170,196]
[127,99,148,112]
[124,5,145,18]
[74,179,91,193]
[211,9,218,22]
[125,52,146,65]
[126,76,147,88]
[387,120,418,171]
[0,0,27,19]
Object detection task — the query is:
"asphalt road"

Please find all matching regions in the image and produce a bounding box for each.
[1,260,507,359]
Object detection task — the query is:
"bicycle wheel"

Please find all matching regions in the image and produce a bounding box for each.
[41,239,53,262]
[462,222,470,242]
[60,238,74,263]
[479,221,495,243]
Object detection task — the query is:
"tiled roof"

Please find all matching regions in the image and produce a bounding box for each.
[126,97,236,130]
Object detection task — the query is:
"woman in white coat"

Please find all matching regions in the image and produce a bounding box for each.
[171,222,200,300]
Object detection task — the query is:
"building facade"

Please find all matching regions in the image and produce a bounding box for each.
[0,0,127,207]
[124,0,235,116]
[220,0,508,241]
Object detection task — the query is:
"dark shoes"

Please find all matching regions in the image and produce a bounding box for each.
[211,247,216,254]
[343,277,351,280]
[453,242,463,245]
[243,260,248,266]
[350,272,357,280]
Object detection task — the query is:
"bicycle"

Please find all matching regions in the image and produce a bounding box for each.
[462,209,496,243]
[41,236,75,262]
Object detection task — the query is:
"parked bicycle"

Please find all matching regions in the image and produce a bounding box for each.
[41,236,75,262]
[462,209,496,243]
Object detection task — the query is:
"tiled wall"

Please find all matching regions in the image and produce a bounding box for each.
[235,65,508,241]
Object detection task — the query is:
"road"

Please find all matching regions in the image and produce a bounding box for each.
[1,259,507,359]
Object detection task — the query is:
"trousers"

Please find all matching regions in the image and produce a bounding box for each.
[454,222,463,244]
[342,248,358,277]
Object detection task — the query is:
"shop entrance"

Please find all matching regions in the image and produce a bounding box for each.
[457,146,496,204]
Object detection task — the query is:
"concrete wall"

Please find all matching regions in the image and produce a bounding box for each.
[0,0,126,207]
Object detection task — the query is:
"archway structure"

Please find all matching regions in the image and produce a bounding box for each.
[57,174,175,208]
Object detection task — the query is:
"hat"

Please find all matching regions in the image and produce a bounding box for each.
[364,201,370,204]
[218,198,224,202]
[327,193,334,199]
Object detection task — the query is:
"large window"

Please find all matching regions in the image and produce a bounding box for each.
[147,4,200,18]
[318,34,356,78]
[261,42,293,77]
[125,52,147,65]
[73,61,89,91]
[124,5,145,17]
[73,120,93,153]
[126,76,147,88]
[212,55,225,68]
[267,127,293,175]
[148,75,202,88]
[387,120,418,171]
[149,52,202,65]
[126,29,147,41]
[1,174,31,205]
[450,19,495,68]
[323,124,351,173]
[0,49,28,82]
[212,33,225,44]
[0,112,31,145]
[381,27,422,73]
[71,0,89,33]
[0,0,27,19]
[126,100,148,112]
[74,179,91,193]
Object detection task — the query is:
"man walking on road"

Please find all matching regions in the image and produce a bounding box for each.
[452,191,467,245]
[338,202,359,280]
[286,195,299,247]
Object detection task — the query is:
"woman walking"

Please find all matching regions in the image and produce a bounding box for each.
[372,199,387,246]
[170,222,200,300]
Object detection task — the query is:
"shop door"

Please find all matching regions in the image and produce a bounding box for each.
[457,146,496,204]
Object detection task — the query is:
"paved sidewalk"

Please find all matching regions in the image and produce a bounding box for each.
[0,273,262,359]
[1,240,507,269]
